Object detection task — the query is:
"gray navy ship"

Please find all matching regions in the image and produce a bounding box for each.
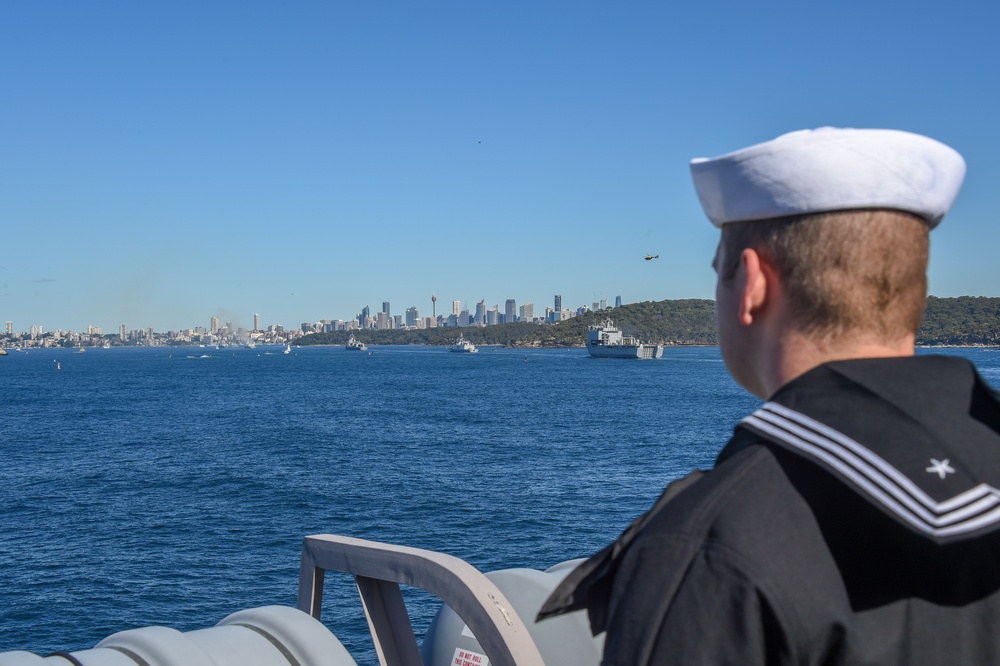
[586,319,663,359]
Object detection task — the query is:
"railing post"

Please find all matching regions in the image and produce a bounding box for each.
[355,576,422,666]
[297,540,325,619]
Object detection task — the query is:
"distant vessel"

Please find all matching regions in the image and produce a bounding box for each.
[450,334,478,353]
[586,319,663,359]
[283,345,291,355]
[0,348,7,356]
[345,335,368,351]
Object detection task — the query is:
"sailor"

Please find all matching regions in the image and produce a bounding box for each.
[539,127,1000,664]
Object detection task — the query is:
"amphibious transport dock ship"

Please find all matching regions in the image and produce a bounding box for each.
[586,319,663,359]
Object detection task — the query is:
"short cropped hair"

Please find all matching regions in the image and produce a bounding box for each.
[719,209,930,340]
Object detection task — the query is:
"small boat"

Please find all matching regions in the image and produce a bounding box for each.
[345,335,368,351]
[450,334,478,353]
[282,345,292,355]
[0,348,8,356]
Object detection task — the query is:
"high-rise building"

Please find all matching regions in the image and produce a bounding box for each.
[254,313,261,332]
[520,303,534,321]
[210,316,219,334]
[358,305,370,328]
[120,324,127,341]
[452,300,461,316]
[554,295,562,312]
[459,308,470,327]
[5,321,12,335]
[474,300,486,326]
[382,302,390,317]
[376,312,389,330]
[615,295,622,308]
[487,306,499,326]
[505,299,516,323]
[405,307,419,328]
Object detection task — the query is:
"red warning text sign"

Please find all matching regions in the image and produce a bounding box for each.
[451,647,490,666]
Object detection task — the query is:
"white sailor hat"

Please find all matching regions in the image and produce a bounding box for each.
[690,127,966,228]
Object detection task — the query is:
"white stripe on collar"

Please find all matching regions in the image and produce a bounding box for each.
[742,402,1000,538]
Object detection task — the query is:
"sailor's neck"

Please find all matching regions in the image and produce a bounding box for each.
[763,331,916,398]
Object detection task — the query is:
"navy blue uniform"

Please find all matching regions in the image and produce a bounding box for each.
[541,356,1000,665]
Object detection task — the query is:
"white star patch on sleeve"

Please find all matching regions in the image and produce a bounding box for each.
[926,458,956,479]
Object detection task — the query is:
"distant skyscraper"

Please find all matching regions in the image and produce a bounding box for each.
[5,321,12,335]
[120,324,127,341]
[452,300,461,316]
[505,299,516,323]
[487,306,499,326]
[520,303,534,321]
[210,316,219,334]
[254,313,260,332]
[474,300,486,326]
[376,312,389,330]
[554,295,562,312]
[615,295,622,308]
[382,302,390,317]
[405,306,419,327]
[358,305,370,328]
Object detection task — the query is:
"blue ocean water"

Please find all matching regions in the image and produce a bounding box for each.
[2,345,997,662]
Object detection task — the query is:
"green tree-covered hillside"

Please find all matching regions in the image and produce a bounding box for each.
[296,297,1000,348]
[917,296,1000,346]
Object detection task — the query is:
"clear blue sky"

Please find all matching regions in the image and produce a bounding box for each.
[2,1,997,333]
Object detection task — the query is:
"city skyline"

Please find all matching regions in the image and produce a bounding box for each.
[2,291,619,337]
[3,3,998,334]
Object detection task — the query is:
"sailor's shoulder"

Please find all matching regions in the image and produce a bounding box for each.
[635,440,820,555]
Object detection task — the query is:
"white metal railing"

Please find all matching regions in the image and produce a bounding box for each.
[297,534,545,666]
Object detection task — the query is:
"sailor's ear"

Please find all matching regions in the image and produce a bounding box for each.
[738,248,769,326]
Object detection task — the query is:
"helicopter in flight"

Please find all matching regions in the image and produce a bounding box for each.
[645,254,660,261]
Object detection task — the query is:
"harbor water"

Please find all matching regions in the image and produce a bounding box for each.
[3,345,998,662]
